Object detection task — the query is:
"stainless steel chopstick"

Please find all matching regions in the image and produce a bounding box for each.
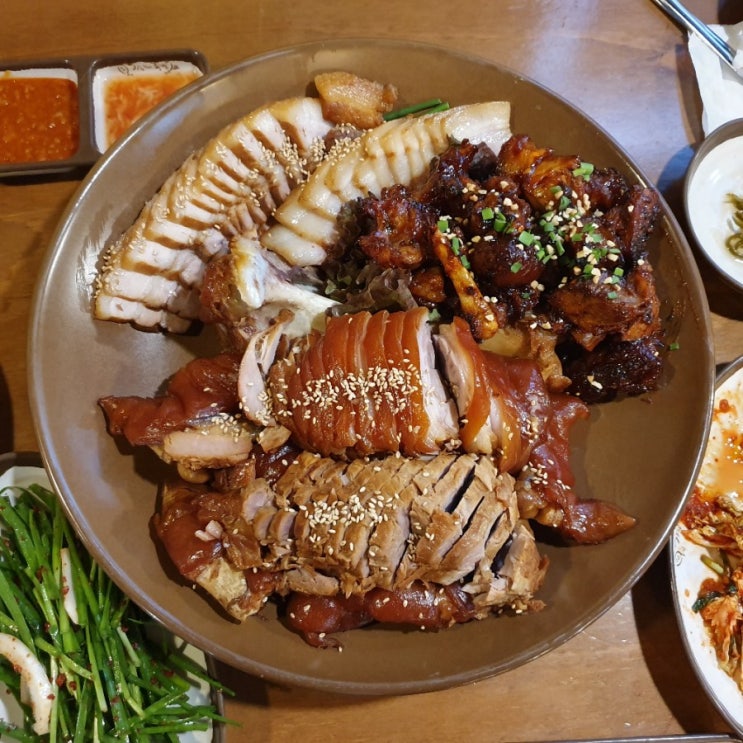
[651,0,737,73]
[547,735,741,743]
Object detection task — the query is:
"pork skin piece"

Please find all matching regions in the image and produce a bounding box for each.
[314,71,398,129]
[154,451,548,632]
[156,415,254,473]
[99,352,242,448]
[435,316,548,472]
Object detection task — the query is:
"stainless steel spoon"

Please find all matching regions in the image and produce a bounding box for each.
[651,0,738,75]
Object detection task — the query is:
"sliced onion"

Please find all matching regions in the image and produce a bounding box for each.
[60,547,79,625]
[0,633,54,735]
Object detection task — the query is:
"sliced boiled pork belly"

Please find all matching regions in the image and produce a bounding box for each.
[154,450,547,646]
[260,101,512,267]
[94,96,338,332]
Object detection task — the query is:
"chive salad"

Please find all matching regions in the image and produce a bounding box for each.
[0,481,231,742]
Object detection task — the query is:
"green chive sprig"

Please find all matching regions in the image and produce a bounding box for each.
[0,483,234,742]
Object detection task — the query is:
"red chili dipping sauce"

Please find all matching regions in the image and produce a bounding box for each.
[102,70,200,148]
[0,75,79,163]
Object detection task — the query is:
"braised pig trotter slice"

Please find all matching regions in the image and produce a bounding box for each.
[154,451,548,645]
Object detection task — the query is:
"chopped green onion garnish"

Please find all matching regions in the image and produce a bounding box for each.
[493,211,508,232]
[701,553,725,575]
[510,261,522,273]
[481,206,495,222]
[383,98,449,121]
[423,102,450,115]
[572,162,595,180]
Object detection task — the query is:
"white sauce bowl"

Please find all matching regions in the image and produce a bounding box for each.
[685,119,743,292]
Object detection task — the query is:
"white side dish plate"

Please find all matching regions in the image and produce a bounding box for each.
[0,457,220,743]
[671,356,743,737]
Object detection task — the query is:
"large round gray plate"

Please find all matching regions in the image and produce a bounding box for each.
[29,39,714,695]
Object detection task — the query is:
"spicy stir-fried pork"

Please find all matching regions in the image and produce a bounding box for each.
[328,134,664,403]
[94,72,670,646]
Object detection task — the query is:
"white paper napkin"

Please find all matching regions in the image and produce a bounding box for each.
[688,20,743,136]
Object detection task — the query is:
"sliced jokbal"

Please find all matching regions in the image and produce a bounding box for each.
[155,449,548,638]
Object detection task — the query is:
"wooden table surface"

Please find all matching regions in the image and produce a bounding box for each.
[2,1,743,740]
